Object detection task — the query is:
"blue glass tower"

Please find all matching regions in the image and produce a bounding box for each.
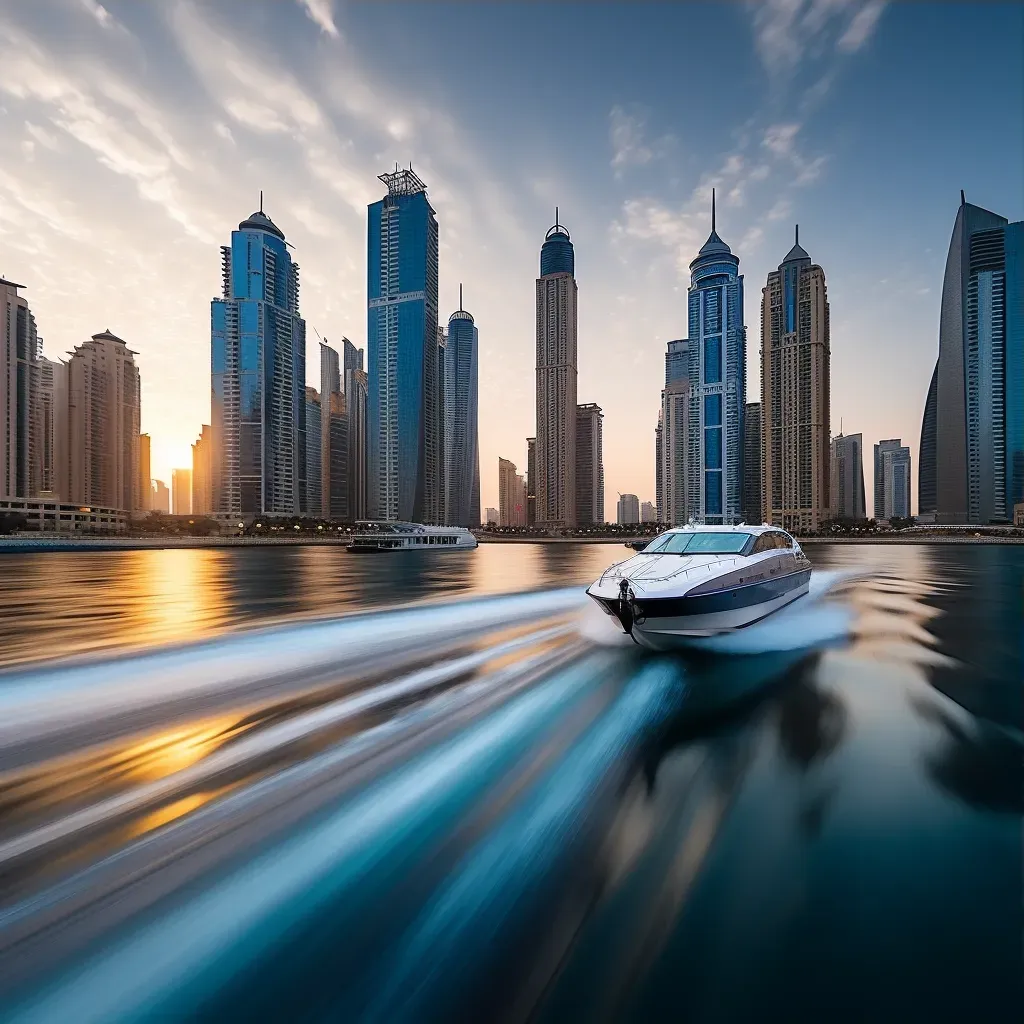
[922,193,1024,522]
[686,190,746,524]
[367,168,440,523]
[444,286,480,527]
[211,203,306,517]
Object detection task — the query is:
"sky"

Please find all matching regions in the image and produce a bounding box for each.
[0,0,1021,516]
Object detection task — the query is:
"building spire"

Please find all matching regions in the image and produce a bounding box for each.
[960,189,966,206]
[459,282,463,311]
[711,188,716,232]
[259,189,263,213]
[555,206,559,230]
[795,223,799,246]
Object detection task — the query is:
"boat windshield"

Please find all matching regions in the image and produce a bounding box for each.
[641,531,752,555]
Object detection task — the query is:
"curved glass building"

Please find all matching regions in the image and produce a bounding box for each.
[211,206,306,517]
[686,192,746,524]
[922,194,1023,523]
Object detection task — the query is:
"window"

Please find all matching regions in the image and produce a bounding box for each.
[643,531,753,555]
[704,394,722,427]
[703,336,722,384]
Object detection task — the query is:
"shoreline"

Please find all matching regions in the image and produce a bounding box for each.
[0,532,1023,552]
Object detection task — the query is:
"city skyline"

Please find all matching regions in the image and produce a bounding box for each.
[0,1,1021,515]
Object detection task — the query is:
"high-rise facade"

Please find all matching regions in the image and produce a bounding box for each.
[346,368,367,520]
[484,507,499,525]
[526,437,536,526]
[444,290,481,527]
[536,213,578,526]
[687,192,746,524]
[1,277,40,499]
[192,424,213,516]
[742,401,763,524]
[874,439,906,520]
[212,205,306,518]
[304,387,322,516]
[617,493,640,525]
[39,357,69,502]
[875,440,911,520]
[654,413,663,522]
[830,432,865,521]
[152,479,169,514]
[320,340,341,519]
[920,194,1023,523]
[436,327,447,525]
[67,330,141,511]
[328,391,348,519]
[575,403,604,525]
[498,457,524,526]
[137,432,150,512]
[367,168,440,524]
[641,501,657,523]
[660,337,689,527]
[762,226,831,533]
[172,468,191,515]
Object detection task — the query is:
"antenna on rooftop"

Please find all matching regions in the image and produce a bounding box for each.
[259,190,263,213]
[712,187,716,232]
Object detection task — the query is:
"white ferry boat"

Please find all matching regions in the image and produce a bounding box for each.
[346,521,478,553]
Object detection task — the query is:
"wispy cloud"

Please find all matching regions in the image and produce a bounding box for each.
[609,104,672,176]
[79,0,116,30]
[296,0,340,38]
[751,0,887,76]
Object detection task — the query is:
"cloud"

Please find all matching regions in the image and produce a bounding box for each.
[609,104,671,176]
[762,122,801,157]
[79,0,115,29]
[767,198,792,221]
[837,0,886,52]
[751,0,887,76]
[296,0,340,38]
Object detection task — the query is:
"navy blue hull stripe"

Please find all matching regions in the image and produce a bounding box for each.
[604,568,811,619]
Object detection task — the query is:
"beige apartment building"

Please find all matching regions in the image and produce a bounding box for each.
[67,330,141,512]
[761,228,831,534]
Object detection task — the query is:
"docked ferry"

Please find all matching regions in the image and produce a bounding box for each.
[346,522,478,553]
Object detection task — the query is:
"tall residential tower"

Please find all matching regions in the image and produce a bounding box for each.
[444,287,480,527]
[575,403,604,525]
[211,203,306,517]
[535,211,578,526]
[687,192,746,524]
[761,226,831,533]
[367,167,441,523]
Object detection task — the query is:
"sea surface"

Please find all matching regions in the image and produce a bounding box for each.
[0,542,1020,1021]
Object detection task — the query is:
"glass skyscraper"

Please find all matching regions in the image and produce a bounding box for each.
[367,168,440,523]
[212,205,306,517]
[686,192,746,524]
[443,288,480,527]
[921,193,1024,523]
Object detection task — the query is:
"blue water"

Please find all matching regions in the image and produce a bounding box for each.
[0,543,1020,1021]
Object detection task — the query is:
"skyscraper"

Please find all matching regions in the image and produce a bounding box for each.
[136,433,150,512]
[172,468,192,516]
[526,437,536,526]
[320,340,340,518]
[498,457,522,526]
[152,479,169,514]
[687,191,746,524]
[437,326,447,524]
[444,288,481,528]
[39,357,68,502]
[304,387,322,516]
[212,202,306,518]
[830,432,865,521]
[617,493,640,525]
[67,330,141,511]
[641,501,657,523]
[192,424,213,516]
[874,439,907,520]
[484,507,499,526]
[575,403,604,525]
[536,211,578,526]
[346,368,367,521]
[660,337,689,527]
[1,277,40,499]
[742,401,763,524]
[328,391,348,519]
[875,440,911,521]
[654,413,663,522]
[367,167,440,524]
[762,225,831,533]
[920,193,1023,523]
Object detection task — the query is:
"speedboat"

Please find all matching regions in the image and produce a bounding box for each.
[587,524,811,649]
